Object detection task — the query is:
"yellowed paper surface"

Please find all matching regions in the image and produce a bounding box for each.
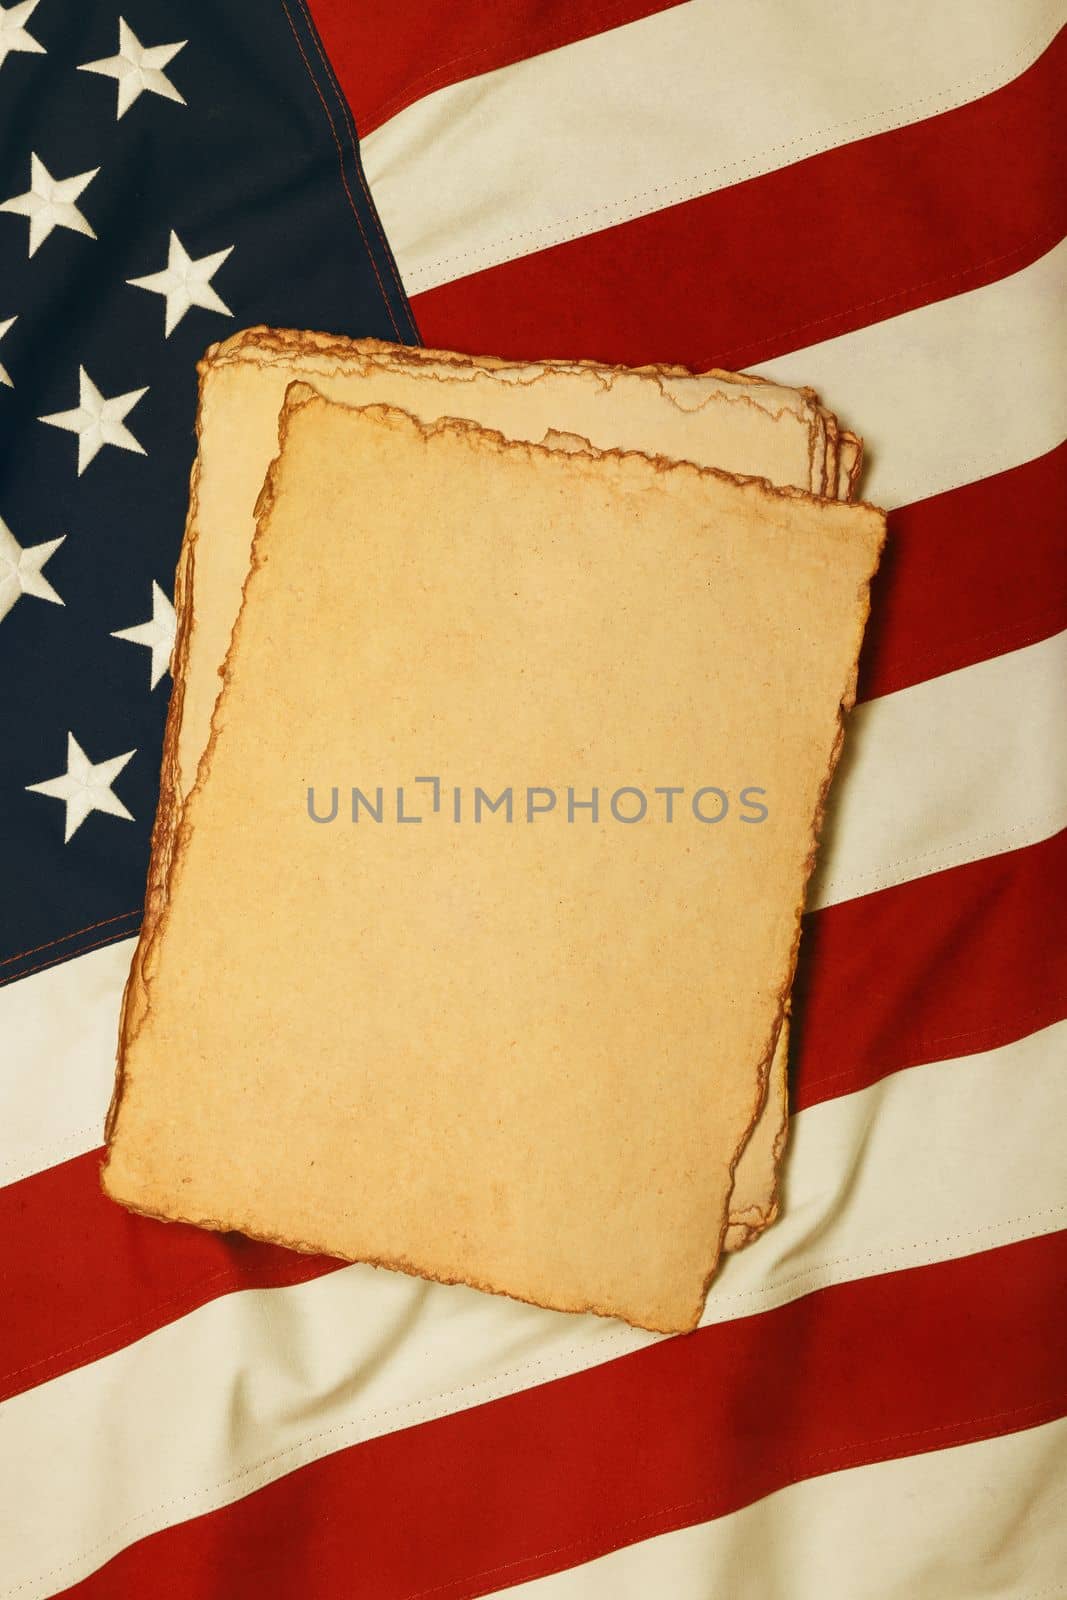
[105,391,884,1333]
[126,331,864,1249]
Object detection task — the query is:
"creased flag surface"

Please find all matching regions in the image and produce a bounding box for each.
[0,3,1064,1597]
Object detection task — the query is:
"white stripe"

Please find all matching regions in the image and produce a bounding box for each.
[812,629,1067,910]
[752,235,1067,508]
[3,1020,1063,1598]
[3,635,1064,1184]
[0,935,131,1188]
[703,1020,1067,1326]
[364,0,1063,295]
[498,1417,1067,1600]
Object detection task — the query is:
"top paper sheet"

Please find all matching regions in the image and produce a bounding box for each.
[103,386,883,1333]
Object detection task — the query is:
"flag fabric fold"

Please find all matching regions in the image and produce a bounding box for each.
[0,2,1063,1596]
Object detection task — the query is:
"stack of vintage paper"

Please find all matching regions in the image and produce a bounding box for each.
[102,329,885,1335]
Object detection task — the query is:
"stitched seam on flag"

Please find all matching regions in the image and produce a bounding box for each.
[0,927,139,990]
[803,1004,1067,1099]
[278,0,402,339]
[292,0,420,341]
[820,809,1067,900]
[885,460,1067,504]
[0,1258,340,1394]
[701,1207,1067,1305]
[356,0,684,137]
[0,909,140,967]
[299,0,415,320]
[10,1391,1065,1598]
[396,1404,1067,1600]
[0,1130,101,1188]
[863,614,1067,705]
[712,227,1065,369]
[4,1205,1065,1435]
[398,24,1061,283]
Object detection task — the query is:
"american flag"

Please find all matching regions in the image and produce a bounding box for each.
[1,2,1064,1595]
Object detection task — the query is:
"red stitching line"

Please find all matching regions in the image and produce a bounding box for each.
[294,0,418,339]
[356,0,683,137]
[0,927,138,989]
[279,0,401,339]
[801,1000,1067,1099]
[862,613,1067,705]
[401,25,1061,280]
[711,228,1063,367]
[398,1398,1067,1600]
[0,908,140,967]
[0,1256,339,1397]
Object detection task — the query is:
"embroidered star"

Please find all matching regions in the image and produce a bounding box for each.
[127,231,234,337]
[112,580,176,687]
[39,366,147,475]
[78,17,185,119]
[0,515,64,623]
[26,733,135,843]
[0,315,14,386]
[0,0,45,70]
[0,154,98,257]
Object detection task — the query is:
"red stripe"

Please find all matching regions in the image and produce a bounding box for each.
[0,1152,343,1404]
[55,1232,1067,1600]
[859,444,1067,702]
[4,830,1063,1403]
[411,30,1066,371]
[793,828,1067,1113]
[307,0,686,139]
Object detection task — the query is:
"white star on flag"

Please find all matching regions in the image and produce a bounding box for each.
[0,0,44,70]
[78,17,186,119]
[26,733,135,843]
[39,366,148,475]
[112,580,176,687]
[0,154,98,257]
[128,231,234,337]
[0,314,14,386]
[0,515,64,623]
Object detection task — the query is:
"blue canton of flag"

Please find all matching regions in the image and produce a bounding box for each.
[0,0,417,983]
